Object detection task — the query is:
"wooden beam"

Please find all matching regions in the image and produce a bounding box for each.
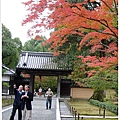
[17,69,72,76]
[29,74,35,94]
[57,75,61,98]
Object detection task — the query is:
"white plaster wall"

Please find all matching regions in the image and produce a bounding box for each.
[2,76,10,81]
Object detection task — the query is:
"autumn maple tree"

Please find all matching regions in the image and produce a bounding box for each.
[22,0,118,100]
[22,0,118,68]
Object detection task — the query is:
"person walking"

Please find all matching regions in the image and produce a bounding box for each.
[45,88,53,110]
[38,87,42,96]
[21,85,33,120]
[44,87,47,98]
[9,84,23,120]
[34,89,36,96]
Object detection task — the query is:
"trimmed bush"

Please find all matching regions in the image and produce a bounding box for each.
[90,90,104,102]
[89,99,118,115]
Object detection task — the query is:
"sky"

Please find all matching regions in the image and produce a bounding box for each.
[1,0,51,45]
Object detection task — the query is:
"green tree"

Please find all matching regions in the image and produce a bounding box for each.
[22,36,48,52]
[2,24,22,69]
[22,39,35,51]
[40,76,57,93]
[70,58,118,101]
[13,37,22,54]
[54,34,82,69]
[2,24,12,40]
[2,81,10,88]
[87,70,118,101]
[34,76,57,93]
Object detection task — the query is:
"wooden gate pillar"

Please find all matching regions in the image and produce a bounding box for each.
[29,74,35,93]
[57,75,61,98]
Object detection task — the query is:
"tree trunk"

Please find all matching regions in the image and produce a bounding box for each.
[90,90,104,102]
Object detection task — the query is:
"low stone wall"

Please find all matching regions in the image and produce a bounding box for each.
[70,88,94,99]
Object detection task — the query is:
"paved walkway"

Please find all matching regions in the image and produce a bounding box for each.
[2,95,118,120]
[60,101,74,120]
[2,96,56,120]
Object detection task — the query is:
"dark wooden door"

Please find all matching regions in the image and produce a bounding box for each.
[60,79,71,96]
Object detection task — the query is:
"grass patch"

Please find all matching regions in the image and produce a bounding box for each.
[106,89,117,101]
[2,98,14,107]
[69,99,116,116]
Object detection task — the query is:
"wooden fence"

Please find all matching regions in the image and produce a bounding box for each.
[64,99,107,120]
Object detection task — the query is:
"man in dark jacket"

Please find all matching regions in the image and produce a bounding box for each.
[21,85,33,120]
[9,84,23,120]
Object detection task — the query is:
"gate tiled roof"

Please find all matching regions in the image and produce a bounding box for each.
[2,64,15,75]
[16,51,72,71]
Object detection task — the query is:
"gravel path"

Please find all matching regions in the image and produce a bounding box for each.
[2,97,56,120]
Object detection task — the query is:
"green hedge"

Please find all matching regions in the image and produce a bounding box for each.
[2,98,14,107]
[89,99,118,115]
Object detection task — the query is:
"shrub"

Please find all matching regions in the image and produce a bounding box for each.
[114,85,118,95]
[90,90,104,102]
[89,99,118,115]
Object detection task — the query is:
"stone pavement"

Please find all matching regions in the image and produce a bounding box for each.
[3,95,117,120]
[2,96,56,120]
[60,101,74,120]
[2,95,74,120]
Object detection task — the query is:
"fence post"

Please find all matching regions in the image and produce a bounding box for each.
[73,108,75,118]
[11,96,12,104]
[73,107,74,116]
[75,110,77,120]
[71,107,72,115]
[103,109,105,118]
[99,108,101,116]
[3,99,5,106]
[70,106,81,120]
[70,105,71,113]
[81,117,84,120]
[78,113,80,120]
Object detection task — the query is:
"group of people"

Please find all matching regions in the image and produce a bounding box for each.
[36,87,54,109]
[10,84,53,120]
[9,84,33,120]
[38,87,49,97]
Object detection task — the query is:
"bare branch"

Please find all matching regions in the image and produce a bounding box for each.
[113,0,118,15]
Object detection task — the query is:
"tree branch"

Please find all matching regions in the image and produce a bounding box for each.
[71,2,118,39]
[113,0,118,15]
[100,0,114,12]
[70,4,81,11]
[100,42,109,48]
[75,12,118,38]
[100,19,118,39]
[81,26,116,38]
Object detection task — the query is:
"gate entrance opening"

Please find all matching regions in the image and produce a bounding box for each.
[15,51,73,97]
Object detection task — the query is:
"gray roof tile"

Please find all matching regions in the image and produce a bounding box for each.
[2,64,15,75]
[16,51,71,70]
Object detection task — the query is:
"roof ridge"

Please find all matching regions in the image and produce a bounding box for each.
[2,65,15,74]
[21,51,54,57]
[21,50,53,54]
